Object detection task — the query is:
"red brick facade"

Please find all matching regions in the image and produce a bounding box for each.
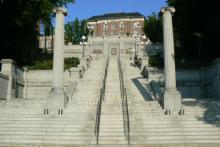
[88,12,145,37]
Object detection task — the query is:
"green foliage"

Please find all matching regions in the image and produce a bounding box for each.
[64,57,80,69]
[65,18,89,44]
[28,52,80,70]
[0,0,75,66]
[28,60,53,70]
[144,13,163,43]
[166,0,220,60]
[148,54,163,68]
[175,59,212,69]
[65,22,75,43]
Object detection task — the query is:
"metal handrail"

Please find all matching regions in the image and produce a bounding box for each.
[118,57,130,144]
[95,56,109,144]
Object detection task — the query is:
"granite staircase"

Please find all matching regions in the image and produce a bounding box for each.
[0,57,220,146]
[122,58,220,145]
[0,58,106,146]
[98,57,126,144]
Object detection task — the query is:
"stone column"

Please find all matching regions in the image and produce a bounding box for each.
[1,59,16,101]
[47,7,68,115]
[161,7,181,115]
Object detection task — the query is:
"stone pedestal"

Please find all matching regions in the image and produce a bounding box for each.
[163,91,181,115]
[1,59,16,101]
[47,88,67,114]
[69,67,80,81]
[46,7,67,115]
[161,7,182,115]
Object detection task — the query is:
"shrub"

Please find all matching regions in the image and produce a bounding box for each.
[148,53,163,68]
[28,55,80,70]
[64,57,80,69]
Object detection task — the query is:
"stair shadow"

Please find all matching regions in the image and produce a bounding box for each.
[131,77,153,101]
[183,98,220,128]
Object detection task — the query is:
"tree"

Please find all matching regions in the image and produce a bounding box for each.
[65,22,74,43]
[166,0,220,61]
[80,20,89,37]
[73,18,81,44]
[144,13,163,43]
[65,18,89,44]
[0,0,75,65]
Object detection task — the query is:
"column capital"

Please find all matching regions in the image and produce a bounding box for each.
[52,7,67,16]
[160,7,175,14]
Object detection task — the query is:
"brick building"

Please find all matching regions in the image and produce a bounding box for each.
[87,12,145,37]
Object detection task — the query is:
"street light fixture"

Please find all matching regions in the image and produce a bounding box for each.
[134,35,137,56]
[80,35,87,57]
[141,35,147,57]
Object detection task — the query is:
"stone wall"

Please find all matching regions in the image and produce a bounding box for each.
[0,73,8,99]
[148,58,220,99]
[15,67,24,98]
[176,70,201,98]
[0,58,87,100]
[88,36,143,57]
[25,69,80,99]
[0,59,25,99]
[148,68,202,98]
[204,59,220,98]
[64,44,83,58]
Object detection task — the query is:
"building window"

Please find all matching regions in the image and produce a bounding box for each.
[133,22,141,29]
[119,22,124,28]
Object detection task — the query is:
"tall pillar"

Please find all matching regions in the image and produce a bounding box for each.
[161,7,182,115]
[47,7,68,115]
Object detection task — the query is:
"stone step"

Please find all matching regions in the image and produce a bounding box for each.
[0,138,96,145]
[130,131,220,136]
[132,135,220,140]
[99,136,126,141]
[130,127,220,132]
[0,127,94,132]
[98,140,127,145]
[0,131,95,136]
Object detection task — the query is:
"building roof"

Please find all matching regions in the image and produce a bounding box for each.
[87,12,145,22]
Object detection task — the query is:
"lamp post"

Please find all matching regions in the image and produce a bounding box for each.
[141,35,147,57]
[80,35,87,57]
[134,35,137,56]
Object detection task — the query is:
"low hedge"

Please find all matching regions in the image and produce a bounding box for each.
[28,57,80,70]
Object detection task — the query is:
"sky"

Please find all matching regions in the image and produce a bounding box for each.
[65,0,167,23]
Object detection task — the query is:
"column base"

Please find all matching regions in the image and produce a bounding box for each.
[46,88,68,115]
[163,90,182,115]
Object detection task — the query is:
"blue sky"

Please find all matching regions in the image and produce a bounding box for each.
[65,0,167,23]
